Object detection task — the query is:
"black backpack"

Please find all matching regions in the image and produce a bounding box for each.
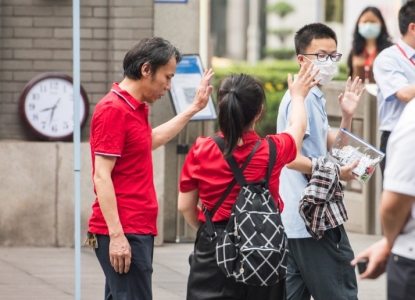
[203,136,288,286]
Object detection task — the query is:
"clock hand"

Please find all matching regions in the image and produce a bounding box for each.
[40,98,61,113]
[49,109,54,124]
[49,98,61,125]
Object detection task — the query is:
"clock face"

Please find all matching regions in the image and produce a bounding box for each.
[19,73,89,141]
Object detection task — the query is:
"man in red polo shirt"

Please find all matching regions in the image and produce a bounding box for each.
[87,37,213,300]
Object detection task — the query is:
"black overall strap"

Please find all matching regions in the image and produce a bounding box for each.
[210,136,261,216]
[203,136,261,240]
[265,137,277,189]
[227,137,276,187]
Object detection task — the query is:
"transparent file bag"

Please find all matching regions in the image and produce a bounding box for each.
[327,128,385,184]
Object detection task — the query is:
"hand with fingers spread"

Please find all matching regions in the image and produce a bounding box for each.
[109,234,132,274]
[338,76,365,118]
[190,68,214,113]
[288,63,321,101]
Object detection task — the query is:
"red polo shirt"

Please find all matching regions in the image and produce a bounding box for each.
[88,83,158,235]
[179,131,296,223]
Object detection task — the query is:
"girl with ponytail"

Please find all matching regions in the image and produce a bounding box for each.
[177,64,319,300]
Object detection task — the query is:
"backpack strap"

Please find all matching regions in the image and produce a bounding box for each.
[210,136,261,216]
[203,136,261,240]
[266,137,277,189]
[226,137,276,190]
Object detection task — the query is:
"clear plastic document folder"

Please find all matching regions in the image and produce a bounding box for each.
[327,128,385,184]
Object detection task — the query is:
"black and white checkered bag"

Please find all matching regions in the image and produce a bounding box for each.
[216,180,288,286]
[205,136,288,286]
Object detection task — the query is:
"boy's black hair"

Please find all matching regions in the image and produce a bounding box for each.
[294,23,337,55]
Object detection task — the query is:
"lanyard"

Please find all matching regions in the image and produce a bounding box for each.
[363,48,377,83]
[363,48,377,67]
[396,43,415,66]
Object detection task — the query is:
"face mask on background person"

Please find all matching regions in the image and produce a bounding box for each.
[303,56,338,86]
[358,23,381,39]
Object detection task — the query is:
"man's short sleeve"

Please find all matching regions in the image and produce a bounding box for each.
[373,50,410,102]
[383,101,415,197]
[91,106,126,156]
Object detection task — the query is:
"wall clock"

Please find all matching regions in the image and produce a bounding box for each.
[19,73,89,141]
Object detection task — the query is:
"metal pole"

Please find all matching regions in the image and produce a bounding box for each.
[72,0,81,299]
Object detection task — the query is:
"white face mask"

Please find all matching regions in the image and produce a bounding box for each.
[303,56,338,85]
[358,23,381,40]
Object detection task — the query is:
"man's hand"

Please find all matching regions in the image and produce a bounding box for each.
[351,238,390,279]
[109,234,132,274]
[339,159,359,181]
[338,76,365,119]
[190,68,214,113]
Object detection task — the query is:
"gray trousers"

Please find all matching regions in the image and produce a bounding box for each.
[286,225,358,300]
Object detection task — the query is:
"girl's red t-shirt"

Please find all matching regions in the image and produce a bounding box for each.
[179,131,297,222]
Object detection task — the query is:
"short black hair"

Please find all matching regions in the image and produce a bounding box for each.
[399,1,415,35]
[294,23,337,55]
[123,37,182,80]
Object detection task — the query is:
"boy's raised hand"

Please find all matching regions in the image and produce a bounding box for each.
[338,76,365,118]
[288,63,320,101]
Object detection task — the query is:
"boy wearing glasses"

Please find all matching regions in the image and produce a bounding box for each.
[277,23,365,300]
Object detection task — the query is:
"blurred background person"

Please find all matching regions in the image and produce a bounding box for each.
[373,1,415,176]
[347,7,393,85]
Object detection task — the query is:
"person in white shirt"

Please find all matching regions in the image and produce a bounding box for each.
[351,99,415,300]
[373,1,415,176]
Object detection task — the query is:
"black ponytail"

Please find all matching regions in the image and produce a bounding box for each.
[217,74,265,159]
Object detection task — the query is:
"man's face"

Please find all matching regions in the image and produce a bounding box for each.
[142,57,177,104]
[298,38,338,67]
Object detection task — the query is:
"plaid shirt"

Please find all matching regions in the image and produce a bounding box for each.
[299,156,348,240]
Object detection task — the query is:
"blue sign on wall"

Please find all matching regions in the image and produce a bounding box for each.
[170,54,217,121]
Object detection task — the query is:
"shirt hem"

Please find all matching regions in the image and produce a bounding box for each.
[383,180,415,197]
[94,152,121,157]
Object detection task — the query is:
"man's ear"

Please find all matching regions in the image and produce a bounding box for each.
[409,23,415,35]
[141,63,151,77]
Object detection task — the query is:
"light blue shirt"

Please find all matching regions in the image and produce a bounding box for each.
[277,85,331,238]
[373,39,415,132]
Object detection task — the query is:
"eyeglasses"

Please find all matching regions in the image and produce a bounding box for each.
[301,53,342,62]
